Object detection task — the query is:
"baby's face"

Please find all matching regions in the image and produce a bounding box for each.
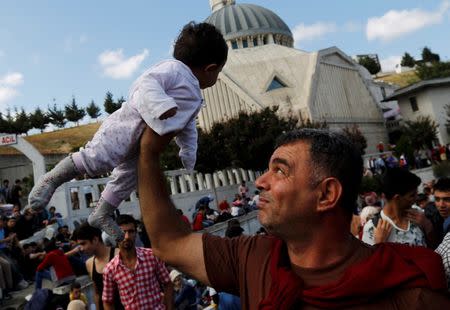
[198,63,225,89]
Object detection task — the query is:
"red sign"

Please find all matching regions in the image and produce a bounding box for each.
[0,134,17,146]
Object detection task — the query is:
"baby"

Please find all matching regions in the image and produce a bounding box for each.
[28,21,228,241]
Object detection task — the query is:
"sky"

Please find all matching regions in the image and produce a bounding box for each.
[1,0,449,130]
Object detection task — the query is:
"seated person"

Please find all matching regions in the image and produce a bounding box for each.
[35,238,75,290]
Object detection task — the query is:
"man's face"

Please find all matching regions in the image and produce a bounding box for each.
[72,288,81,299]
[119,223,136,250]
[77,238,97,256]
[397,189,418,211]
[254,141,320,237]
[12,207,20,216]
[7,219,16,228]
[434,190,450,218]
[173,276,182,290]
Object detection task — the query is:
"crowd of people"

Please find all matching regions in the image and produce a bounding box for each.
[368,142,450,175]
[190,186,259,232]
[353,169,450,290]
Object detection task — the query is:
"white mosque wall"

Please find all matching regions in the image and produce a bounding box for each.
[49,168,260,230]
[312,61,388,152]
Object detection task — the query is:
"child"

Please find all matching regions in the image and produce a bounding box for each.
[69,281,88,307]
[28,21,228,241]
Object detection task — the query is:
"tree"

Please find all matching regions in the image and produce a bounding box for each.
[104,91,122,114]
[14,107,32,135]
[117,96,126,108]
[65,96,86,126]
[0,113,9,133]
[86,100,101,121]
[400,52,415,67]
[3,109,15,133]
[341,124,367,155]
[358,56,381,75]
[161,107,327,173]
[416,61,450,80]
[48,103,67,129]
[30,107,50,133]
[401,116,438,149]
[421,46,440,63]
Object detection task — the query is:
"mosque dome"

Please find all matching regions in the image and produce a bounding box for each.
[205,1,294,49]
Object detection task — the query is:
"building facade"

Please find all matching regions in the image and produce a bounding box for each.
[202,0,388,152]
[384,77,450,145]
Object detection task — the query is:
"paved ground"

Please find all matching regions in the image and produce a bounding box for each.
[1,279,54,309]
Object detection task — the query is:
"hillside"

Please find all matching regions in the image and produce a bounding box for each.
[0,122,101,155]
[375,71,421,87]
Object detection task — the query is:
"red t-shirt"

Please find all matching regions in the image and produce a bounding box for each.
[37,249,74,280]
[192,212,204,231]
[203,234,449,309]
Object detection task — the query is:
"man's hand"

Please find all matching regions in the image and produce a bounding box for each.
[374,219,392,244]
[140,126,176,157]
[406,209,433,233]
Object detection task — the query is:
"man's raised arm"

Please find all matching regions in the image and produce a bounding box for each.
[138,126,210,285]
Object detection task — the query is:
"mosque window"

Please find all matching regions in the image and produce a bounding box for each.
[253,38,258,46]
[231,41,238,49]
[242,39,248,48]
[267,76,287,92]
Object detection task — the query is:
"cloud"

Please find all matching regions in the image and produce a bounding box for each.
[292,22,337,44]
[380,55,402,72]
[0,87,19,104]
[366,1,450,41]
[0,72,24,104]
[98,49,149,79]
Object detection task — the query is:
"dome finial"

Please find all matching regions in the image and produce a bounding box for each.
[209,0,235,12]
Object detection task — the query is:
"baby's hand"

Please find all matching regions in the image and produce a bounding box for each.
[159,107,177,120]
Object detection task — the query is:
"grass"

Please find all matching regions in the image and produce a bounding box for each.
[375,71,421,87]
[0,122,101,155]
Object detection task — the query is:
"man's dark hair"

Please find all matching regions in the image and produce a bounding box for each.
[275,129,363,214]
[44,238,58,252]
[433,177,450,192]
[71,281,81,290]
[382,168,421,200]
[173,21,228,68]
[225,225,244,238]
[73,223,102,242]
[416,193,428,204]
[116,214,136,228]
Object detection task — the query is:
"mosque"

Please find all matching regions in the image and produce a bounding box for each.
[201,0,388,152]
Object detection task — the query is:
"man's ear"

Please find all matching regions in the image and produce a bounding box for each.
[204,63,218,72]
[317,177,342,212]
